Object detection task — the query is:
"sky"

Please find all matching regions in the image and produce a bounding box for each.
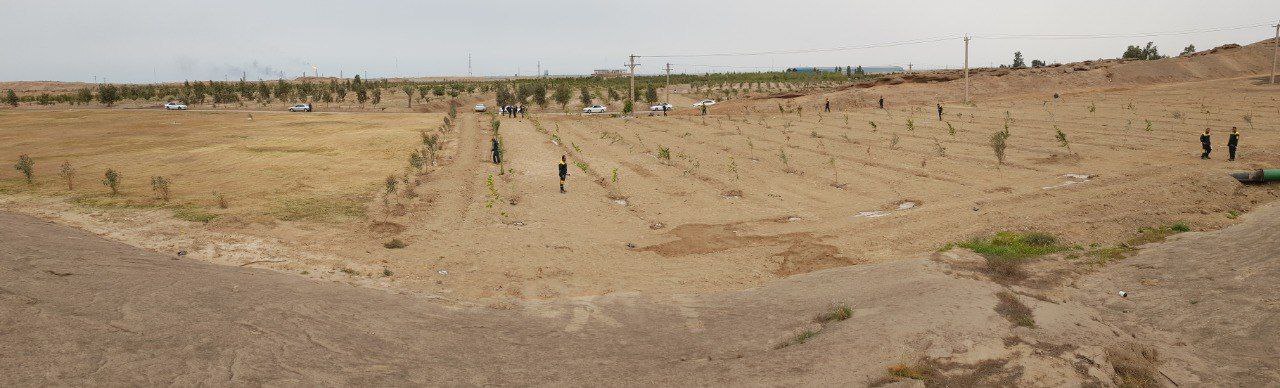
[1,0,1277,83]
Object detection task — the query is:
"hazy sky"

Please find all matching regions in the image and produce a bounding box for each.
[2,0,1277,82]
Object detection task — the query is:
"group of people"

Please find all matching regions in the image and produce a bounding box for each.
[1200,127,1242,161]
[502,105,525,118]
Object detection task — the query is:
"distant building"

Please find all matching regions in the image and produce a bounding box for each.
[593,69,628,78]
[786,66,904,74]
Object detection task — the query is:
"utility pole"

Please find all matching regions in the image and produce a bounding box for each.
[627,54,639,106]
[1271,21,1279,84]
[664,63,673,103]
[537,61,542,79]
[964,35,971,103]
[468,53,473,77]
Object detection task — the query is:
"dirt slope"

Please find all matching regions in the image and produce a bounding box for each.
[4,202,1280,385]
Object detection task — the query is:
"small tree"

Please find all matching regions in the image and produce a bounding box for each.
[578,86,592,107]
[623,99,633,115]
[102,169,121,195]
[644,84,658,104]
[1031,59,1046,68]
[1011,51,1026,69]
[990,130,1011,164]
[1180,44,1196,56]
[853,66,865,76]
[552,84,571,110]
[402,86,414,108]
[97,84,121,106]
[150,176,171,202]
[384,175,398,196]
[371,88,382,105]
[5,89,19,107]
[59,161,75,190]
[14,154,34,184]
[1054,126,1070,150]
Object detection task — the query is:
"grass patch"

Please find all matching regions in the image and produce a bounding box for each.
[774,330,819,349]
[887,363,929,380]
[1106,344,1161,388]
[1086,223,1190,264]
[173,207,219,223]
[68,195,164,210]
[994,291,1036,328]
[959,231,1064,280]
[338,267,359,276]
[383,238,406,249]
[269,197,366,222]
[816,305,853,323]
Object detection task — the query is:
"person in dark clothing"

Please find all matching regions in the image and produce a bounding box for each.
[1200,128,1212,159]
[491,138,502,164]
[1228,127,1240,161]
[557,155,569,193]
[937,104,943,121]
[878,97,884,109]
[518,105,525,118]
[824,99,831,112]
[700,104,707,116]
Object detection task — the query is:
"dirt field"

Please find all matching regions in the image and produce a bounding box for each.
[5,76,1277,300]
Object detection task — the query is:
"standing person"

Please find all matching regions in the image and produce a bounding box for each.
[937,104,943,121]
[824,99,831,112]
[1228,127,1240,161]
[519,105,526,118]
[557,155,569,193]
[1200,128,1212,160]
[878,97,885,109]
[700,104,707,116]
[491,138,502,164]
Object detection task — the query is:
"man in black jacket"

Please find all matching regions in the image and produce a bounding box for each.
[1228,127,1240,161]
[491,138,502,164]
[1200,128,1212,160]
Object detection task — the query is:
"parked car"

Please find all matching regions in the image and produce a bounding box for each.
[692,99,717,107]
[288,103,312,112]
[583,105,607,114]
[649,103,673,111]
[163,102,187,110]
[474,103,487,112]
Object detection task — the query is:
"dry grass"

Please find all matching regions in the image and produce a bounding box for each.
[994,291,1035,328]
[1106,343,1161,388]
[0,109,427,223]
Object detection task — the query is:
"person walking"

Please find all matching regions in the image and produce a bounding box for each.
[491,138,502,164]
[1228,127,1240,161]
[878,96,885,109]
[1200,128,1212,160]
[937,104,943,121]
[557,155,570,193]
[824,99,831,112]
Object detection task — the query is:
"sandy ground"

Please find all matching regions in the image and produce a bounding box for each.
[3,75,1279,300]
[3,201,1278,385]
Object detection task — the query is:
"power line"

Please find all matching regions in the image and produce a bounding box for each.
[640,20,1275,58]
[973,22,1272,40]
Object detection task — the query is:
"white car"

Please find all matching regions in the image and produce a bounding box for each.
[692,99,717,107]
[163,102,187,110]
[474,104,487,112]
[583,105,607,114]
[649,103,673,111]
[288,103,312,112]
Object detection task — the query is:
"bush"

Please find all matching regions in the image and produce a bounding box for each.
[59,161,75,190]
[102,169,121,195]
[13,154,34,184]
[383,238,406,249]
[150,176,171,202]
